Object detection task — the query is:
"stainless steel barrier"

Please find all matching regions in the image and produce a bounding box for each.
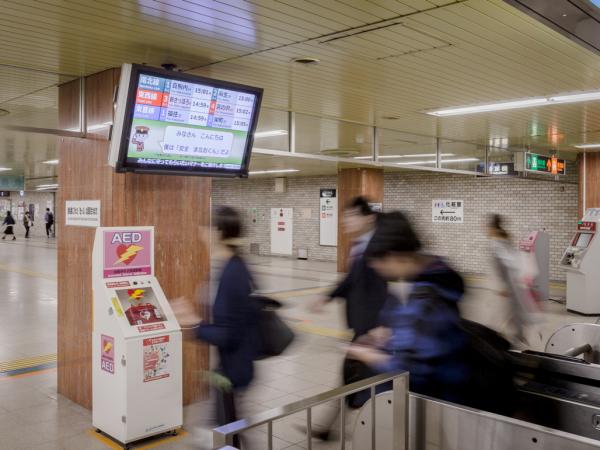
[212,371,409,450]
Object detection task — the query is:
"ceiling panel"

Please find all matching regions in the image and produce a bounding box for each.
[1,0,600,181]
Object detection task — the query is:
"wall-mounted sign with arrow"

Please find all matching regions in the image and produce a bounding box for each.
[432,200,464,224]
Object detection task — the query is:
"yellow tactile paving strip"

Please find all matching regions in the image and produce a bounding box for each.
[0,353,57,374]
[0,263,56,281]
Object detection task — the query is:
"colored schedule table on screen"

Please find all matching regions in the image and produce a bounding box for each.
[128,74,256,170]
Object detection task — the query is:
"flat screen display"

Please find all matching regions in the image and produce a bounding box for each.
[575,232,593,248]
[110,64,263,177]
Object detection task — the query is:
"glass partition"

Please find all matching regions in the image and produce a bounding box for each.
[439,140,485,173]
[294,113,373,158]
[253,108,289,152]
[376,128,437,167]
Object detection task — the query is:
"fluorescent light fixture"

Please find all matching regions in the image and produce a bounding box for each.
[395,157,479,166]
[248,169,299,175]
[550,92,600,103]
[0,167,12,172]
[354,153,455,160]
[36,183,58,188]
[574,143,600,149]
[65,121,112,132]
[42,159,59,165]
[254,130,288,138]
[427,89,600,116]
[427,98,548,116]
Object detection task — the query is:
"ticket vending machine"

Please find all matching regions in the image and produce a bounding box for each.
[92,227,182,447]
[560,209,600,314]
[519,230,550,302]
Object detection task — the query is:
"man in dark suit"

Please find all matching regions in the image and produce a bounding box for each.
[308,196,388,440]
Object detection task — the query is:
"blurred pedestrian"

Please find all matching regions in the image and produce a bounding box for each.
[44,208,54,238]
[172,207,260,449]
[307,196,387,440]
[486,214,537,346]
[23,211,33,238]
[2,211,16,241]
[347,211,470,404]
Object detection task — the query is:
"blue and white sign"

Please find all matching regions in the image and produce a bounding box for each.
[432,200,464,224]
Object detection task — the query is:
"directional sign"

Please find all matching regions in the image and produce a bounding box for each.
[525,152,566,175]
[432,200,464,224]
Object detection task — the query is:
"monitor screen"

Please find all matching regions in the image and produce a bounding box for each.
[115,287,167,327]
[110,64,263,177]
[575,232,593,248]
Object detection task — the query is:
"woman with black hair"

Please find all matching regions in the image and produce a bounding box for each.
[172,207,260,447]
[347,211,471,403]
[2,211,16,241]
[486,213,534,346]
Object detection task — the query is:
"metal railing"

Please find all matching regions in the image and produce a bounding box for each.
[213,371,409,450]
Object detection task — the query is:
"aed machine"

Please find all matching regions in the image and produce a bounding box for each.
[92,227,182,447]
[519,230,550,302]
[560,208,600,314]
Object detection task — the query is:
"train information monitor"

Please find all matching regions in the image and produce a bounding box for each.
[92,227,182,446]
[109,63,263,178]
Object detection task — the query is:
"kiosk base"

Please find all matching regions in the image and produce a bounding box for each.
[94,427,182,450]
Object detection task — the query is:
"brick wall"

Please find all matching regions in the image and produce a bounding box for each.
[212,176,337,261]
[384,172,578,281]
[213,172,578,281]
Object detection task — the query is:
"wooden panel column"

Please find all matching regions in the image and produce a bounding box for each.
[579,152,600,217]
[337,168,384,272]
[57,69,210,409]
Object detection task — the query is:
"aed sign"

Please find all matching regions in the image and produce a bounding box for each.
[100,334,115,374]
[525,152,566,175]
[102,229,152,279]
[432,200,464,224]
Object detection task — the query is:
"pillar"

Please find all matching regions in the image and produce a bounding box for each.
[337,168,384,272]
[579,152,600,217]
[57,69,210,409]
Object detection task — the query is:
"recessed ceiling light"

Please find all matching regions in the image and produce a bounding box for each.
[249,169,299,175]
[254,130,288,138]
[427,89,600,116]
[42,159,59,165]
[291,57,320,65]
[0,109,8,117]
[381,116,399,120]
[575,143,600,149]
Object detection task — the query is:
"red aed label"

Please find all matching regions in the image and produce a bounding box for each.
[138,323,166,333]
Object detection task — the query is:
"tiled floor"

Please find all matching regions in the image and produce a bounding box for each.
[0,238,598,449]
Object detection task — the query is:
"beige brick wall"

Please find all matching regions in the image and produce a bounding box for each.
[213,172,578,281]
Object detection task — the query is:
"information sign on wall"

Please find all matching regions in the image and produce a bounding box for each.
[319,189,338,246]
[65,200,101,227]
[143,335,171,382]
[432,200,464,224]
[270,208,293,255]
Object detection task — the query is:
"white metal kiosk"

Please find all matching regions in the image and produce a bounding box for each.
[560,208,600,314]
[92,227,182,447]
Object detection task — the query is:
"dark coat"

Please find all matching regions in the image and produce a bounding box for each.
[196,254,260,388]
[329,253,388,339]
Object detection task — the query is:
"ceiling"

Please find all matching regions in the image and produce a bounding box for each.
[1,0,600,183]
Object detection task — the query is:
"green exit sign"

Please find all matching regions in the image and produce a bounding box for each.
[525,152,566,175]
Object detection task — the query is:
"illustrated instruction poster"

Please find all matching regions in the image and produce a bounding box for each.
[143,335,171,382]
[270,208,293,255]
